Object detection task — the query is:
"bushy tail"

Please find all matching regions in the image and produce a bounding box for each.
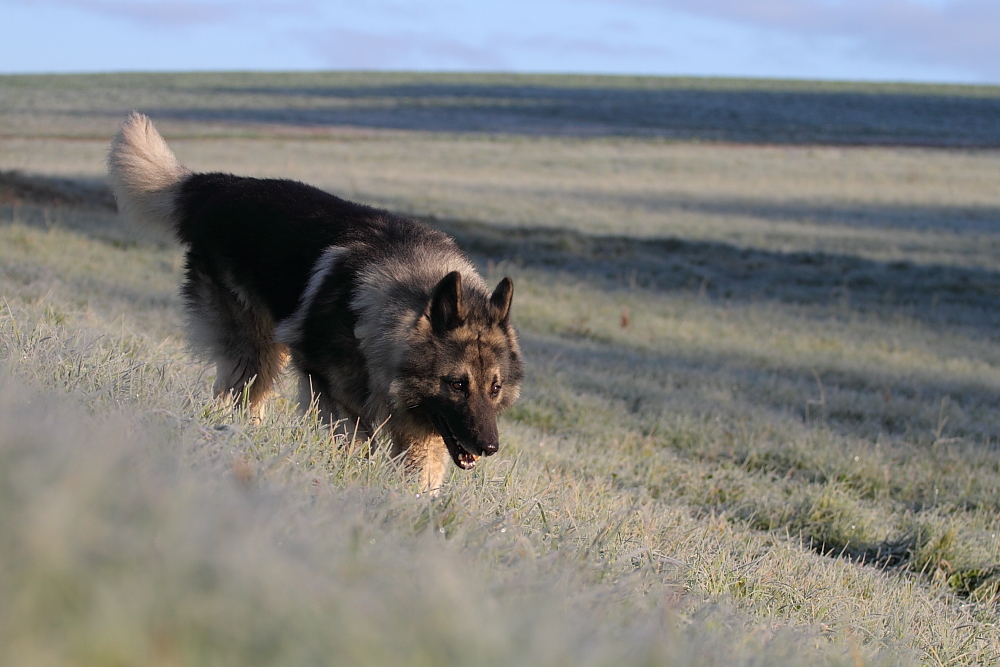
[107,112,190,240]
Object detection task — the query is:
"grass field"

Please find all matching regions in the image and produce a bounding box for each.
[2,72,1000,665]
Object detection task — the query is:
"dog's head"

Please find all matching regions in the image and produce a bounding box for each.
[399,271,523,470]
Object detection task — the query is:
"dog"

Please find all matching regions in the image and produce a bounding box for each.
[107,113,523,491]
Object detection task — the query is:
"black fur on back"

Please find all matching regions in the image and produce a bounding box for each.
[176,173,453,322]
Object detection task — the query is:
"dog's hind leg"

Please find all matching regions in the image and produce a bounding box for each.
[185,271,288,419]
[212,343,288,419]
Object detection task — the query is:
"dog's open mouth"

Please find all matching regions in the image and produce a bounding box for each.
[432,415,480,470]
[452,447,478,470]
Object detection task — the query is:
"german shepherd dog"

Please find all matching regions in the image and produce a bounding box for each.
[107,113,523,491]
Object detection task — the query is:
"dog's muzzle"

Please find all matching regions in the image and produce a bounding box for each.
[432,414,496,470]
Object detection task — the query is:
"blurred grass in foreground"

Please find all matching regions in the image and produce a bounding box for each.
[1,286,878,667]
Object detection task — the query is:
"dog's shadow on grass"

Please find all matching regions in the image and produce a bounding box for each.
[0,170,126,242]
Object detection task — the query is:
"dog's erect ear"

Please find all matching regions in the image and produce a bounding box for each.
[490,277,513,326]
[430,271,465,334]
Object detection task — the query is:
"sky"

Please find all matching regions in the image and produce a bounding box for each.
[2,0,999,84]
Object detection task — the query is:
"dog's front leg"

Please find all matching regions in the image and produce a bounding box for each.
[400,434,449,495]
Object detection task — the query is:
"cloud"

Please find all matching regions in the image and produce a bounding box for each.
[614,0,1000,80]
[296,21,670,71]
[2,0,335,28]
[298,28,508,70]
[502,33,667,61]
[10,0,244,27]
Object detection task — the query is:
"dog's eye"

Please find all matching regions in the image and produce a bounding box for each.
[490,382,502,397]
[450,380,466,392]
